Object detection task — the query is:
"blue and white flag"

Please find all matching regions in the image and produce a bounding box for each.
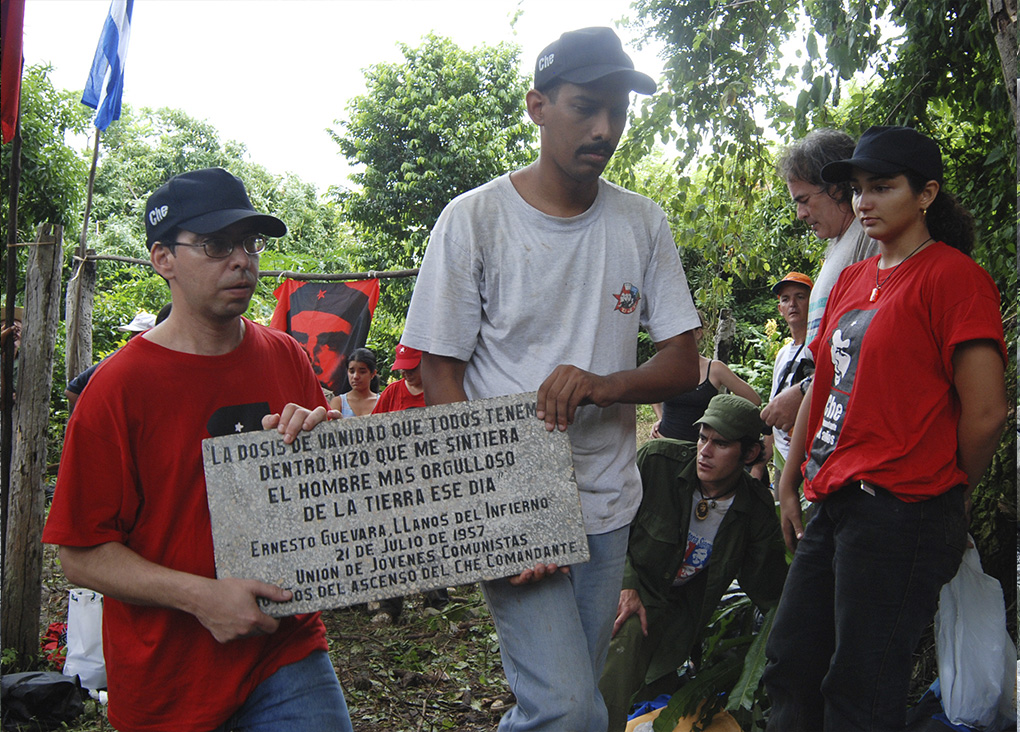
[81,0,134,131]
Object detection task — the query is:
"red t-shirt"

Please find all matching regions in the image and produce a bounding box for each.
[373,378,426,413]
[803,242,1005,502]
[43,320,329,731]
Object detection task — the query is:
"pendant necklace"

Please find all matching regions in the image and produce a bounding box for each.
[870,237,933,302]
[695,485,738,520]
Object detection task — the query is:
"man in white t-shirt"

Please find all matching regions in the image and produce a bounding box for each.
[401,26,700,732]
[761,129,878,435]
[767,272,814,479]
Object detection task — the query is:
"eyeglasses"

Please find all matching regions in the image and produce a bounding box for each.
[169,234,268,259]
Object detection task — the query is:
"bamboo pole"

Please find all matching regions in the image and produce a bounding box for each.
[70,251,419,281]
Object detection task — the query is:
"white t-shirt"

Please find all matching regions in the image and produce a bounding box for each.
[403,174,700,533]
[806,218,878,343]
[770,340,814,460]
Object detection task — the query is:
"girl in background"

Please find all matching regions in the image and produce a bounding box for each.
[330,347,379,417]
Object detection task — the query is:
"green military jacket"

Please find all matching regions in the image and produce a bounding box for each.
[622,438,788,682]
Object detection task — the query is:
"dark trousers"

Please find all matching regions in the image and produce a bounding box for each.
[763,484,966,732]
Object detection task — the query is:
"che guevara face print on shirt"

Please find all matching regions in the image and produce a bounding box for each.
[805,308,878,481]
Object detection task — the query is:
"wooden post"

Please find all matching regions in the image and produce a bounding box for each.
[64,130,101,385]
[1,86,24,595]
[713,308,736,363]
[3,224,62,667]
[64,249,96,382]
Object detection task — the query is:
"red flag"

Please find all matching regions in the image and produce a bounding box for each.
[270,279,380,395]
[1,0,25,143]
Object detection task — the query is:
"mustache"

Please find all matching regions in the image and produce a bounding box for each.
[576,143,616,157]
[228,273,258,288]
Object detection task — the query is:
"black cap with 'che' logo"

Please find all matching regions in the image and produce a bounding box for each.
[144,168,287,249]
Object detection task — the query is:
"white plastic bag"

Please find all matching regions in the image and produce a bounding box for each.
[63,589,106,690]
[934,539,1017,731]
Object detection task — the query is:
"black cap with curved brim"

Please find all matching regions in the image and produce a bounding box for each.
[144,168,287,249]
[534,27,656,95]
[820,126,943,186]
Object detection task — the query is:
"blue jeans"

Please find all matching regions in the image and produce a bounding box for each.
[763,484,966,732]
[481,526,629,731]
[210,650,352,732]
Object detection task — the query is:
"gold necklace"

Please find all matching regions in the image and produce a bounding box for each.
[870,237,933,302]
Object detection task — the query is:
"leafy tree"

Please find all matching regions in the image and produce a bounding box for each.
[78,105,357,357]
[0,64,90,239]
[330,33,536,268]
[328,33,536,365]
[623,0,1013,284]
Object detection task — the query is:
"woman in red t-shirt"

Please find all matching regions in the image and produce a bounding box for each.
[764,126,1007,731]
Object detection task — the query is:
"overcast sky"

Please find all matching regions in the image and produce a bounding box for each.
[23,0,666,192]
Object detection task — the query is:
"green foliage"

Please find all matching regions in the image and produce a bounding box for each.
[74,104,361,352]
[328,33,537,344]
[89,106,349,260]
[606,148,815,367]
[623,0,800,172]
[652,595,774,732]
[726,607,775,715]
[330,33,536,269]
[1,66,91,328]
[0,65,91,238]
[626,0,1015,296]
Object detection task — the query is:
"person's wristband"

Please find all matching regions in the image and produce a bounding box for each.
[799,376,812,395]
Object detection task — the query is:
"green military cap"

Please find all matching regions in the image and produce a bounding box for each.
[694,394,765,441]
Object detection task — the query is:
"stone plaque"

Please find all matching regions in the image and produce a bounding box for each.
[203,392,589,616]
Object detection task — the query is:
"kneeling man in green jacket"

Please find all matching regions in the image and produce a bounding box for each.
[600,394,788,730]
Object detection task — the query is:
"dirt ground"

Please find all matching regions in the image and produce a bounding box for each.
[39,546,511,732]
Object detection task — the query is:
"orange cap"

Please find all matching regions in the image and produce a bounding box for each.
[771,272,813,295]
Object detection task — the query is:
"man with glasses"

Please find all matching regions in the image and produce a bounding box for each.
[44,168,353,732]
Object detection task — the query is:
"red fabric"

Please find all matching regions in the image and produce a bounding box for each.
[43,321,329,731]
[1,0,25,143]
[270,279,379,396]
[803,243,1006,502]
[41,622,67,670]
[373,379,425,414]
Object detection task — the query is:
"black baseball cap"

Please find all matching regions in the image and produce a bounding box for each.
[144,168,287,249]
[534,27,656,95]
[820,126,943,185]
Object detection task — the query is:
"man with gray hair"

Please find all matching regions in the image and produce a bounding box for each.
[760,129,878,435]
